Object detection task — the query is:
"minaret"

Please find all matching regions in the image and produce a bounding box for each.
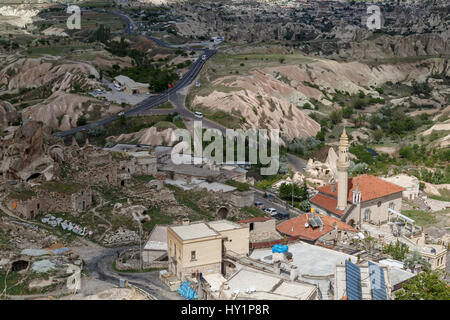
[337,128,350,210]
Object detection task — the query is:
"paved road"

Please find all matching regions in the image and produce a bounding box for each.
[115,10,208,51]
[287,153,307,172]
[139,88,227,134]
[251,186,302,217]
[84,246,181,300]
[53,10,217,138]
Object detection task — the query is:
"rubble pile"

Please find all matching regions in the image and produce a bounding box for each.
[103,228,139,245]
[41,214,93,237]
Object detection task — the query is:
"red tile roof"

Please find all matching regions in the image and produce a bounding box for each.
[317,174,404,203]
[236,217,272,224]
[276,213,357,241]
[310,193,345,216]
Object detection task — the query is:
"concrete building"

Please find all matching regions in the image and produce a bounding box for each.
[251,241,359,299]
[237,217,276,234]
[418,244,447,271]
[168,221,223,280]
[167,219,249,281]
[208,220,249,256]
[217,267,318,300]
[114,75,149,95]
[143,225,168,265]
[334,260,393,300]
[311,129,405,227]
[377,259,416,292]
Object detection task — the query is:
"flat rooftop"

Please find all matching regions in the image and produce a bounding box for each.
[144,225,167,251]
[165,178,236,193]
[208,220,242,232]
[250,241,358,277]
[104,144,152,152]
[222,268,316,300]
[161,164,221,178]
[170,222,219,241]
[127,151,155,158]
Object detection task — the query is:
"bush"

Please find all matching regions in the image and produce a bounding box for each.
[297,200,311,212]
[330,110,343,124]
[342,106,354,118]
[76,116,87,126]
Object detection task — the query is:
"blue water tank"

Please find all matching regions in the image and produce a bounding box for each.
[272,244,288,253]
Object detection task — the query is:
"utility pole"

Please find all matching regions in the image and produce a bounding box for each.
[138,221,143,272]
[291,180,294,208]
[132,212,144,272]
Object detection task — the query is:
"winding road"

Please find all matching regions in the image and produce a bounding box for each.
[53,10,218,138]
[79,242,181,300]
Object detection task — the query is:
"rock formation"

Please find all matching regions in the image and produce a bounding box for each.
[0,100,19,128]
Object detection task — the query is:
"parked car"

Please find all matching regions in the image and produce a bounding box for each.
[118,111,125,117]
[201,54,207,60]
[273,211,290,220]
[264,208,277,216]
[254,201,264,209]
[194,111,203,119]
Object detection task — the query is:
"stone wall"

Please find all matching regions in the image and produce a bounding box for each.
[228,190,254,208]
[6,197,48,219]
[345,192,403,225]
[179,262,222,281]
[252,219,276,234]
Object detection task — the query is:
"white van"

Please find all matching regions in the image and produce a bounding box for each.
[194,111,203,119]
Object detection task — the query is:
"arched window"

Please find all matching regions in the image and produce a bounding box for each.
[364,209,371,222]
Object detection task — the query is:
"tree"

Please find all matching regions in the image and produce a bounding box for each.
[279,182,308,202]
[395,270,450,300]
[316,129,325,142]
[330,110,343,124]
[382,240,409,260]
[297,200,311,212]
[373,129,383,142]
[342,106,354,118]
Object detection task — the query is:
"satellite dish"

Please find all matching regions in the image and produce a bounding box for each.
[305,223,309,228]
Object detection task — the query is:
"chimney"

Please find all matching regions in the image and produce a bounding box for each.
[182,218,190,225]
[290,266,298,281]
[273,262,281,275]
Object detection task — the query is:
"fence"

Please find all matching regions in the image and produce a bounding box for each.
[250,236,300,249]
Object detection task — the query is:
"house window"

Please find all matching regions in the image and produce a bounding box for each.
[377,201,382,207]
[191,251,196,261]
[389,202,395,210]
[364,209,371,221]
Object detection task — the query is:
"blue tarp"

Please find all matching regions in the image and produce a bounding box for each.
[272,244,288,253]
[178,281,198,300]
